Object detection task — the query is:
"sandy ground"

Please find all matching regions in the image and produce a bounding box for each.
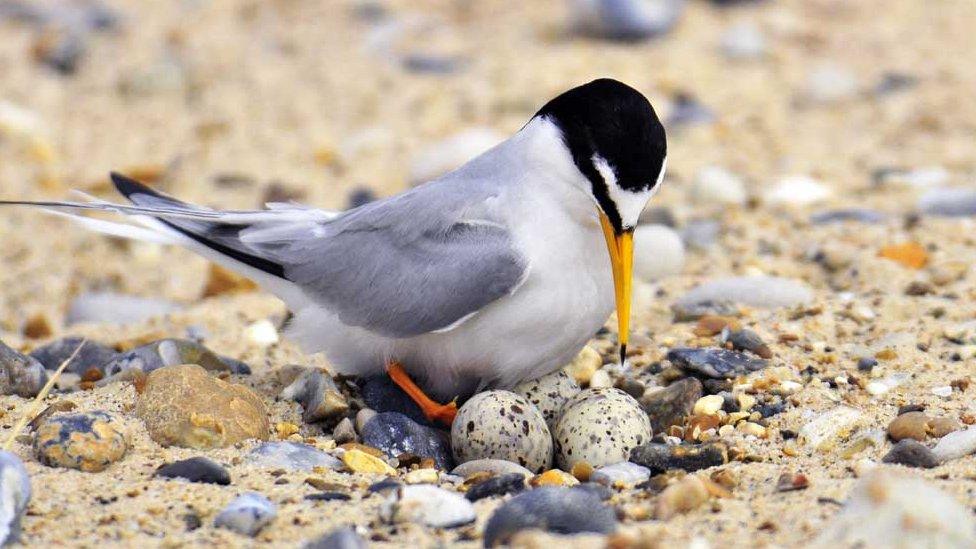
[2,0,976,547]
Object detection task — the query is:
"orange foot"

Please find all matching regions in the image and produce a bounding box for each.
[386,361,458,426]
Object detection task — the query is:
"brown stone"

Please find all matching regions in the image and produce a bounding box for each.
[887,411,930,442]
[927,417,963,438]
[135,364,269,449]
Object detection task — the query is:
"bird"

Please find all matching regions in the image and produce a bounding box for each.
[1,78,667,425]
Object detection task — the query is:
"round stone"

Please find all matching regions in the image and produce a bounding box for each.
[33,411,127,472]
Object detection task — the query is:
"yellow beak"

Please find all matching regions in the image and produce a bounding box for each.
[599,212,634,365]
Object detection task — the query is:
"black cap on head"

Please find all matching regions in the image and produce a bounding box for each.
[535,79,667,231]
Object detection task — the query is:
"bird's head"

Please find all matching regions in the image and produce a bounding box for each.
[535,78,667,364]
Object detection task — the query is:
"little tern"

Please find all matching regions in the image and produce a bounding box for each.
[1,78,667,424]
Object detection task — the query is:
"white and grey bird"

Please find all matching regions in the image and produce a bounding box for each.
[1,78,667,424]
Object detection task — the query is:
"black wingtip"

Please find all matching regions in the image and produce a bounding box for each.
[110,171,160,201]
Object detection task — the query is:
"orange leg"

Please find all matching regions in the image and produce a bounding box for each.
[386,361,457,426]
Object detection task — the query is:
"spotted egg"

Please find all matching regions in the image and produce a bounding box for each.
[553,388,652,470]
[451,391,552,473]
[513,370,580,429]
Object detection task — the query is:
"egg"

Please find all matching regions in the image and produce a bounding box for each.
[553,388,652,470]
[513,370,580,429]
[451,391,553,473]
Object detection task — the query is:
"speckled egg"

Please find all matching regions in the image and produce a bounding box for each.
[553,388,652,470]
[513,370,580,429]
[451,391,552,473]
[33,411,127,472]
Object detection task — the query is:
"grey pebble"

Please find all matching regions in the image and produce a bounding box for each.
[919,188,976,217]
[156,457,230,485]
[102,339,233,376]
[882,440,940,469]
[682,219,720,250]
[1,339,48,397]
[0,451,31,546]
[671,299,740,321]
[332,418,358,444]
[303,526,368,549]
[29,337,119,376]
[66,291,180,326]
[675,276,813,310]
[572,0,685,42]
[464,473,526,501]
[246,442,342,471]
[450,459,533,478]
[640,377,702,433]
[214,493,276,536]
[361,412,453,470]
[667,347,768,378]
[280,368,350,423]
[381,485,475,528]
[483,487,617,547]
[810,209,887,225]
[591,462,651,487]
[629,442,728,473]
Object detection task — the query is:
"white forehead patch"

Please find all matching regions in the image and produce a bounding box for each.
[592,154,667,229]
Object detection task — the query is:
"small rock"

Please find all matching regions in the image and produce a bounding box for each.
[775,472,810,492]
[887,412,930,442]
[692,395,724,416]
[764,175,833,206]
[667,348,767,379]
[332,418,357,444]
[247,442,342,471]
[681,219,721,250]
[403,468,439,484]
[361,410,455,469]
[303,527,368,549]
[931,427,976,462]
[691,166,747,205]
[570,0,684,41]
[409,129,504,185]
[103,339,233,376]
[465,473,526,501]
[483,486,617,546]
[799,406,862,451]
[214,493,276,536]
[531,469,579,487]
[135,364,269,449]
[513,370,580,429]
[342,448,396,475]
[591,462,650,488]
[802,64,858,104]
[65,292,180,325]
[882,440,939,469]
[865,373,909,396]
[360,376,432,426]
[0,339,48,397]
[810,209,886,225]
[873,71,918,96]
[589,369,612,388]
[856,357,878,372]
[29,337,118,376]
[450,459,533,478]
[553,388,651,470]
[563,346,602,386]
[720,23,765,60]
[919,188,976,217]
[156,457,230,485]
[381,485,475,528]
[354,409,377,433]
[812,471,976,547]
[640,378,702,433]
[32,27,85,75]
[656,475,708,519]
[674,276,813,311]
[452,391,552,473]
[0,451,31,546]
[244,319,279,347]
[402,54,464,75]
[629,442,727,473]
[928,417,963,439]
[634,225,686,281]
[725,329,772,358]
[931,385,953,398]
[879,242,929,270]
[874,166,949,188]
[33,411,126,472]
[281,368,350,423]
[672,299,740,322]
[667,92,715,127]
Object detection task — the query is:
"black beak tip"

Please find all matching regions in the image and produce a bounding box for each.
[619,343,627,365]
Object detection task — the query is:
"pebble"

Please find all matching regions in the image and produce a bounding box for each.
[135,364,269,449]
[155,457,230,485]
[764,175,834,206]
[672,299,740,321]
[725,329,772,358]
[354,408,377,434]
[570,0,684,42]
[674,276,813,311]
[452,391,552,473]
[0,339,48,397]
[33,411,127,472]
[799,406,862,451]
[342,448,396,475]
[553,388,651,470]
[802,64,858,104]
[361,412,452,469]
[0,451,31,546]
[281,368,350,423]
[360,376,432,426]
[244,319,279,347]
[214,493,276,536]
[931,427,976,462]
[403,468,439,484]
[589,369,612,388]
[720,23,765,60]
[408,128,504,185]
[812,471,976,547]
[465,472,526,501]
[29,337,119,376]
[65,292,180,325]
[809,208,887,225]
[332,417,357,444]
[691,166,747,205]
[865,373,909,396]
[882,440,939,468]
[874,166,948,188]
[667,348,767,379]
[887,412,930,442]
[928,417,962,438]
[656,475,708,519]
[450,459,533,478]
[513,370,580,429]
[667,92,716,127]
[103,339,234,376]
[629,442,728,473]
[247,442,342,471]
[401,53,464,75]
[591,462,650,488]
[775,472,810,492]
[303,527,368,549]
[693,395,724,416]
[483,487,617,546]
[873,71,918,96]
[634,224,686,281]
[682,219,721,249]
[563,346,602,386]
[381,485,475,528]
[931,385,953,398]
[531,469,579,487]
[918,188,976,217]
[640,377,702,433]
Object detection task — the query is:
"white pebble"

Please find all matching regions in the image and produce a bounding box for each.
[931,386,953,398]
[692,395,724,416]
[691,166,747,205]
[633,224,685,282]
[245,319,279,347]
[591,462,651,488]
[931,427,976,462]
[799,406,862,451]
[720,23,766,60]
[764,175,833,206]
[589,369,612,388]
[381,485,475,528]
[214,493,276,536]
[804,64,858,104]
